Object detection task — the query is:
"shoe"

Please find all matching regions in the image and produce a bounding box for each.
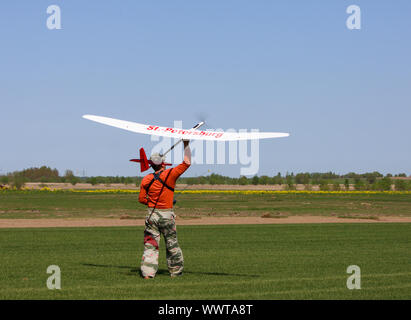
[170,273,183,278]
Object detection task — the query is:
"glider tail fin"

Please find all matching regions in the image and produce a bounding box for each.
[129,148,150,172]
[130,148,173,172]
[139,148,150,172]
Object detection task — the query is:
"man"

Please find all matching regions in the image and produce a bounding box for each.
[138,140,191,278]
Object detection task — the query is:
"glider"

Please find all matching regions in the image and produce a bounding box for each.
[82,114,290,172]
[82,115,289,141]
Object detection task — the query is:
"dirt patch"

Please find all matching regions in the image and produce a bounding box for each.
[1,216,411,228]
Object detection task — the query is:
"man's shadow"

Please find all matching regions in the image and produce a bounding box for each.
[81,263,259,278]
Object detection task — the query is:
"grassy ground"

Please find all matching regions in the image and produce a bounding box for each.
[0,223,410,299]
[1,190,411,219]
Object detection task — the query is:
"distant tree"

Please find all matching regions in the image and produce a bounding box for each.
[363,172,382,184]
[87,177,98,186]
[322,171,339,180]
[207,174,224,185]
[319,180,329,191]
[376,177,392,191]
[1,176,9,185]
[185,177,196,185]
[64,170,74,179]
[11,174,25,190]
[124,177,133,185]
[285,175,294,189]
[332,182,341,191]
[344,179,350,191]
[259,176,269,185]
[70,177,79,186]
[272,173,283,185]
[310,173,321,185]
[344,172,359,180]
[251,176,259,185]
[63,170,79,185]
[394,179,407,191]
[295,173,310,185]
[363,181,371,191]
[16,166,59,182]
[238,176,249,185]
[40,176,48,183]
[354,178,365,191]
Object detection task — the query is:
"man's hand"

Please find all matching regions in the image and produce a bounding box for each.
[183,140,191,165]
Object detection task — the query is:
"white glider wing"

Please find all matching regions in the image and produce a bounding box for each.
[82,115,289,141]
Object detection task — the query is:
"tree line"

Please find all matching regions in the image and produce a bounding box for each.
[0,166,141,189]
[1,166,410,191]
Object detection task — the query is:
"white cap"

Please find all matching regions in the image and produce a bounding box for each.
[150,153,164,165]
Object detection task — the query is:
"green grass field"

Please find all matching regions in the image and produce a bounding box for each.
[1,223,410,299]
[1,190,411,219]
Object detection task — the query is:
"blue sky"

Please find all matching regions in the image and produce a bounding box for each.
[1,1,410,177]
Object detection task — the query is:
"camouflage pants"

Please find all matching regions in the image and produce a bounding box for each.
[140,208,184,277]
